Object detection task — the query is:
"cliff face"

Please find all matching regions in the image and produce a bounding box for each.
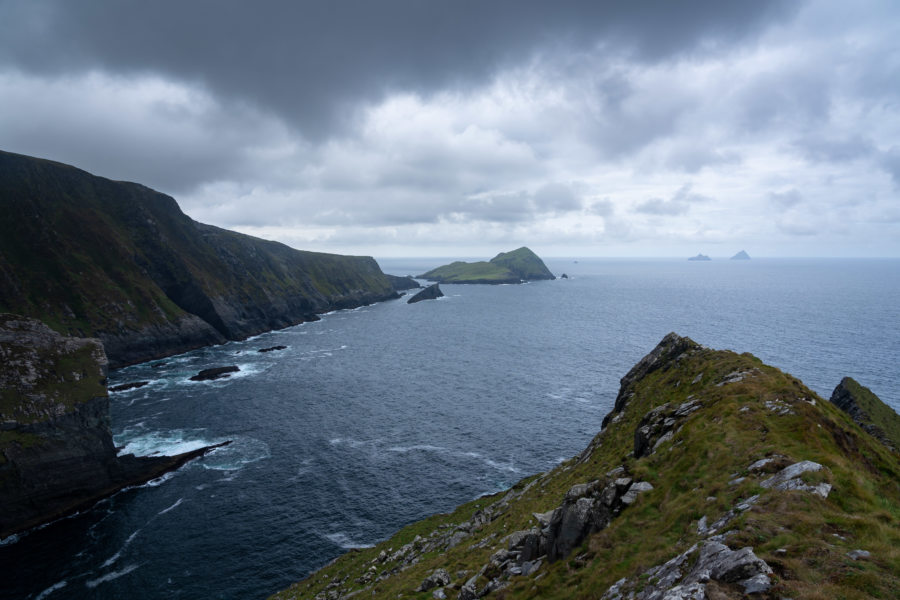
[0,150,399,367]
[0,314,224,538]
[274,334,900,600]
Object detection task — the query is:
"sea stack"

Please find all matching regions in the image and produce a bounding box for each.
[407,283,444,304]
[731,250,751,260]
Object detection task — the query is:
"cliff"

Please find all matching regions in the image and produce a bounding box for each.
[418,247,555,284]
[273,334,900,600]
[0,150,399,367]
[831,376,900,452]
[0,314,226,538]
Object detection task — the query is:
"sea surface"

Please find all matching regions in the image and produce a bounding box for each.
[2,258,898,600]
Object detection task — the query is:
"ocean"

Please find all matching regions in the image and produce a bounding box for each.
[2,258,898,599]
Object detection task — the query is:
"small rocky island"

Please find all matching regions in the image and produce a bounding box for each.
[731,250,751,260]
[688,253,712,261]
[418,247,555,284]
[0,314,227,539]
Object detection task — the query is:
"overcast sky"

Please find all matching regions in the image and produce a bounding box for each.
[1,1,898,257]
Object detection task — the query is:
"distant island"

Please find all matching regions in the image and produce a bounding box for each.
[731,250,751,260]
[688,253,711,261]
[418,247,555,284]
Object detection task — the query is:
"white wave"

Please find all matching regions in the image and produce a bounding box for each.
[116,429,218,457]
[0,533,19,546]
[484,459,521,474]
[142,472,176,488]
[100,529,140,568]
[85,564,140,589]
[34,580,67,600]
[198,437,270,471]
[387,444,446,453]
[324,532,374,549]
[157,498,184,515]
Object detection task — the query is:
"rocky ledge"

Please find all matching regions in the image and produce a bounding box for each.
[0,314,228,539]
[407,284,444,304]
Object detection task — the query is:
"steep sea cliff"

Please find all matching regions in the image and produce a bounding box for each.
[0,150,401,367]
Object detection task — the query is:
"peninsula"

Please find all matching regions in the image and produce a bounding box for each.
[275,333,900,600]
[418,247,555,284]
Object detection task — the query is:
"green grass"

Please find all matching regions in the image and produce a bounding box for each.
[417,247,554,284]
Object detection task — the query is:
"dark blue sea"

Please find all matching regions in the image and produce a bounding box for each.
[2,258,898,599]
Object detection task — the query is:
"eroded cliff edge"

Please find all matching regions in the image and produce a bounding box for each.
[0,150,400,367]
[274,334,900,600]
[0,314,225,539]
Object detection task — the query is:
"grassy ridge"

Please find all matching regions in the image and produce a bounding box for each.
[273,336,900,600]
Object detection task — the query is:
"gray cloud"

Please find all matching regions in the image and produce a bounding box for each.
[0,0,793,141]
[634,184,711,216]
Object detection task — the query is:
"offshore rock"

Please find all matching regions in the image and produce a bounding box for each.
[408,283,444,304]
[190,366,240,381]
[0,314,227,538]
[258,345,287,353]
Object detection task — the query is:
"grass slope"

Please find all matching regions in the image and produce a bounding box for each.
[418,247,554,284]
[273,335,900,600]
[835,377,900,450]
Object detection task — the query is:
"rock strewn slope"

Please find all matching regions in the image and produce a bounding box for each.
[0,314,225,538]
[0,150,399,367]
[273,334,900,600]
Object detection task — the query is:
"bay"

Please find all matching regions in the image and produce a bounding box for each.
[2,258,897,599]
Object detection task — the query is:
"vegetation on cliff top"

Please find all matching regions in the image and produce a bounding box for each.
[418,247,555,284]
[273,335,900,600]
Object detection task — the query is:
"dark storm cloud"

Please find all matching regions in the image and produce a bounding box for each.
[0,0,794,140]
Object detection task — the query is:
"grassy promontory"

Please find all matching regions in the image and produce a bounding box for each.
[273,334,900,600]
[418,247,555,284]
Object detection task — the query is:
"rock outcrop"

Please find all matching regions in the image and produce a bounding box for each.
[688,253,711,261]
[0,314,226,538]
[730,250,751,260]
[0,150,400,367]
[386,275,422,291]
[407,284,444,304]
[830,376,899,451]
[189,366,240,381]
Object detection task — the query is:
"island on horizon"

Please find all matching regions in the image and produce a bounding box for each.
[731,250,751,260]
[417,247,555,284]
[688,253,712,261]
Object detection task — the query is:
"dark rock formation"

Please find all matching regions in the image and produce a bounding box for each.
[0,150,400,367]
[688,253,711,261]
[386,274,422,291]
[730,250,751,260]
[109,381,150,392]
[560,273,568,279]
[407,283,444,304]
[190,366,240,381]
[0,314,228,538]
[831,377,899,451]
[258,345,287,353]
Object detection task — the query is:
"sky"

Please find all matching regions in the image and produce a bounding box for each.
[1,1,899,258]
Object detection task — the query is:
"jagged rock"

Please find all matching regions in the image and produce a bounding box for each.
[560,273,568,279]
[620,481,653,505]
[109,381,150,392]
[760,460,831,497]
[258,345,287,353]
[634,399,700,458]
[386,274,422,291]
[604,541,773,599]
[830,377,899,451]
[847,549,871,560]
[190,366,240,381]
[417,569,452,592]
[602,333,699,429]
[407,283,444,304]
